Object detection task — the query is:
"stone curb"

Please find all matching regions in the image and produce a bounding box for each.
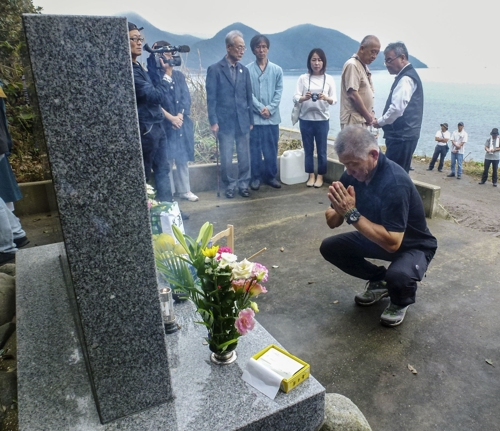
[320,393,372,431]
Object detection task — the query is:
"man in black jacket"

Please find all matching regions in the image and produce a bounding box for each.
[373,42,423,173]
[206,30,254,199]
[129,22,172,202]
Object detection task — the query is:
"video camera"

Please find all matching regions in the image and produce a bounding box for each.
[144,43,190,68]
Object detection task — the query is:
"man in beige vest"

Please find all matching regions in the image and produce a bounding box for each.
[340,35,380,129]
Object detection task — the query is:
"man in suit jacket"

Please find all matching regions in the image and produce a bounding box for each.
[206,30,254,198]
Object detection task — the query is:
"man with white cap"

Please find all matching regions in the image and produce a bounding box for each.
[427,122,450,172]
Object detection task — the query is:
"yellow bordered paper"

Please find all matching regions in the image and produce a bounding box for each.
[252,344,310,393]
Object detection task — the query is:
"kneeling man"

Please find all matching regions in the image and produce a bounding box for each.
[320,126,437,326]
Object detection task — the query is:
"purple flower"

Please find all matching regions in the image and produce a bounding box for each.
[235,308,255,335]
[252,263,268,282]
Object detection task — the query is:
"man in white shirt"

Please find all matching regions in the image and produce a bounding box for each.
[427,123,450,172]
[340,35,380,129]
[373,42,423,173]
[447,122,468,179]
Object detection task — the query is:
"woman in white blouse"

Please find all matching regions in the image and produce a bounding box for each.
[293,48,337,188]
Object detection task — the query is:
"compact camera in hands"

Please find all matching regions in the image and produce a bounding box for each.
[311,93,319,102]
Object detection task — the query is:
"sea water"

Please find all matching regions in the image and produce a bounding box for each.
[280,68,500,162]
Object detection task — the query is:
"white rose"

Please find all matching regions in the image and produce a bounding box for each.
[232,259,254,280]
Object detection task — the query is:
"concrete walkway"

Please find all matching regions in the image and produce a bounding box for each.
[177,183,500,431]
[17,181,500,431]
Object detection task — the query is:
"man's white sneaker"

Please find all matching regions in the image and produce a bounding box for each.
[179,192,199,202]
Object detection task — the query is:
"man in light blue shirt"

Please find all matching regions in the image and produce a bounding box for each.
[246,35,283,190]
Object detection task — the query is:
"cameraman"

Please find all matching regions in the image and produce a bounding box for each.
[128,22,172,202]
[147,41,198,202]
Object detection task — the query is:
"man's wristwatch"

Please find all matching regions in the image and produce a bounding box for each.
[344,208,361,225]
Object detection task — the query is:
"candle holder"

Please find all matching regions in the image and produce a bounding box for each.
[159,287,177,334]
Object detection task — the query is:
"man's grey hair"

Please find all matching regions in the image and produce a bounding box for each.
[384,42,408,60]
[225,30,243,46]
[360,35,379,47]
[334,126,379,159]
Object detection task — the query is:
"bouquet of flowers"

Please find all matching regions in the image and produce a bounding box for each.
[155,222,268,356]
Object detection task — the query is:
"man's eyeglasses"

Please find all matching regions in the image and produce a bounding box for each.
[130,37,145,44]
[384,55,401,65]
[232,45,246,52]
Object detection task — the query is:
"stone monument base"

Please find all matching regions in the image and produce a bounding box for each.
[16,244,325,430]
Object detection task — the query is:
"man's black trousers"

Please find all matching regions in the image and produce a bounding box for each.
[320,231,435,306]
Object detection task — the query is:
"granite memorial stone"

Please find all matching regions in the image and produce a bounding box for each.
[21,14,172,424]
[17,14,326,430]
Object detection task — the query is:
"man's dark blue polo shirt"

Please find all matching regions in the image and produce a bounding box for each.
[339,152,437,253]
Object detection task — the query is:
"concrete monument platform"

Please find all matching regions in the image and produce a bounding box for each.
[16,244,325,430]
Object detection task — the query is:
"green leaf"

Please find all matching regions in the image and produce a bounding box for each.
[172,225,191,257]
[196,222,211,243]
[155,251,195,293]
[199,222,214,249]
[217,338,239,350]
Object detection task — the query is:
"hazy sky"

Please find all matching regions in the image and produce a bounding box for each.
[33,0,494,69]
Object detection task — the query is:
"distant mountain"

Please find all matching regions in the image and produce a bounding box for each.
[124,12,203,48]
[255,24,359,71]
[184,22,258,71]
[123,14,427,71]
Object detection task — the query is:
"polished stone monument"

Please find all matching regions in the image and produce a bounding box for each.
[16,14,325,430]
[20,14,172,424]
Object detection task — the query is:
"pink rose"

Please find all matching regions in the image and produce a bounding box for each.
[235,308,255,335]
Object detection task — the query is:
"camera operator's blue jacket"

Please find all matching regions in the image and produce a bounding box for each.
[132,62,170,125]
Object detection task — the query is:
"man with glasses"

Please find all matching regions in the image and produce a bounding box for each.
[206,30,254,199]
[340,35,380,129]
[373,42,423,173]
[128,22,172,203]
[246,34,283,191]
